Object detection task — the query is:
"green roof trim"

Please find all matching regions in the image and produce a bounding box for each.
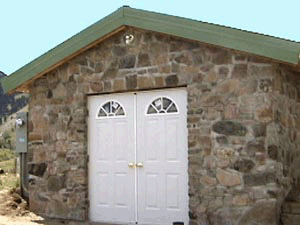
[1,6,300,93]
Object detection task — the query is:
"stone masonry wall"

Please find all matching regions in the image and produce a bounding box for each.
[27,27,300,224]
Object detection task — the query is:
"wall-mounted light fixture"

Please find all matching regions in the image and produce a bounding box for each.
[125,34,134,45]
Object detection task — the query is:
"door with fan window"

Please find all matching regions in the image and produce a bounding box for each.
[88,88,188,225]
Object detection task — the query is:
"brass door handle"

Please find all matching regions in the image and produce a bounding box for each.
[128,163,136,168]
[136,163,143,168]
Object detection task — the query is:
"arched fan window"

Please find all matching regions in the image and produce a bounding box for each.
[147,97,178,115]
[97,100,125,118]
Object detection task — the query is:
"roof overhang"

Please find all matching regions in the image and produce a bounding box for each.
[1,6,300,93]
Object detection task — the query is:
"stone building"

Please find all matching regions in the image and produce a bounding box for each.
[1,6,300,225]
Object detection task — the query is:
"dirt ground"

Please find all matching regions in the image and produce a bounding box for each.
[0,189,98,225]
[0,188,42,225]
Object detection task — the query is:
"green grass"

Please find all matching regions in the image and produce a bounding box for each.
[0,149,15,162]
[0,159,16,171]
[0,174,19,191]
[0,159,19,191]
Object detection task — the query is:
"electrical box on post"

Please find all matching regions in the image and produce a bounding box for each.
[16,112,27,153]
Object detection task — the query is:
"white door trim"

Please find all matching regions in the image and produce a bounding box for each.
[88,88,188,225]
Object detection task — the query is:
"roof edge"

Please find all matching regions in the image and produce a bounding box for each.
[123,7,300,65]
[1,6,300,93]
[1,6,126,93]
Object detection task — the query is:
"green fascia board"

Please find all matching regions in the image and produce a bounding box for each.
[1,6,300,93]
[123,7,300,64]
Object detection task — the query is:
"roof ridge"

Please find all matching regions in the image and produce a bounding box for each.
[125,7,299,43]
[1,7,299,93]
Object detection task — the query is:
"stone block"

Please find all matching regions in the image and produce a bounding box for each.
[165,74,179,87]
[224,103,239,119]
[248,64,275,77]
[112,46,127,57]
[203,156,217,169]
[103,80,112,92]
[137,53,151,67]
[281,213,300,225]
[212,121,247,136]
[46,200,70,219]
[203,69,218,82]
[243,172,275,186]
[113,78,125,91]
[215,79,239,94]
[138,76,154,89]
[216,147,235,160]
[29,133,43,142]
[80,66,94,77]
[200,175,217,186]
[30,197,47,215]
[236,79,258,96]
[218,66,230,78]
[212,50,232,65]
[216,168,241,187]
[67,193,80,209]
[232,194,250,206]
[192,73,203,83]
[174,53,193,65]
[255,105,274,123]
[171,63,180,73]
[216,135,228,145]
[198,95,224,107]
[159,64,171,74]
[246,139,265,157]
[232,158,255,173]
[197,136,211,148]
[232,64,247,79]
[252,123,266,137]
[90,81,103,93]
[119,55,136,69]
[28,163,47,177]
[126,74,137,90]
[209,207,250,225]
[258,78,273,92]
[238,200,277,225]
[48,175,65,192]
[282,202,300,214]
[154,76,164,87]
[68,169,86,185]
[53,83,67,98]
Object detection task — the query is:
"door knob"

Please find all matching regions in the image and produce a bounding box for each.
[128,163,136,168]
[136,163,143,168]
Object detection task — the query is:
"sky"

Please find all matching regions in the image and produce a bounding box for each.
[0,0,299,75]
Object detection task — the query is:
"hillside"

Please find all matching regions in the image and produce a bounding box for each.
[0,72,29,122]
[0,72,29,150]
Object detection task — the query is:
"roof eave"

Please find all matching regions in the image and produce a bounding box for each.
[1,7,126,94]
[123,7,300,65]
[1,6,299,94]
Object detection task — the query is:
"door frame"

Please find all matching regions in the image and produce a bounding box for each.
[87,87,189,224]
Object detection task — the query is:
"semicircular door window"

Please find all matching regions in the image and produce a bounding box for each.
[97,100,126,118]
[147,97,178,115]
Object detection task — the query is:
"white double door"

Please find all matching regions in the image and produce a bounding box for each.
[88,89,188,225]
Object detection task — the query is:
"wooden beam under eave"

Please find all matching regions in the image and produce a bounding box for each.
[15,85,30,94]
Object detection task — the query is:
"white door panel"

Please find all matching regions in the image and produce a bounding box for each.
[136,89,188,225]
[89,89,188,225]
[89,93,135,224]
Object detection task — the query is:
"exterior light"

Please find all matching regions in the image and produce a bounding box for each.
[125,34,134,44]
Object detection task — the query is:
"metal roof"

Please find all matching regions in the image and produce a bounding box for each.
[1,6,300,93]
